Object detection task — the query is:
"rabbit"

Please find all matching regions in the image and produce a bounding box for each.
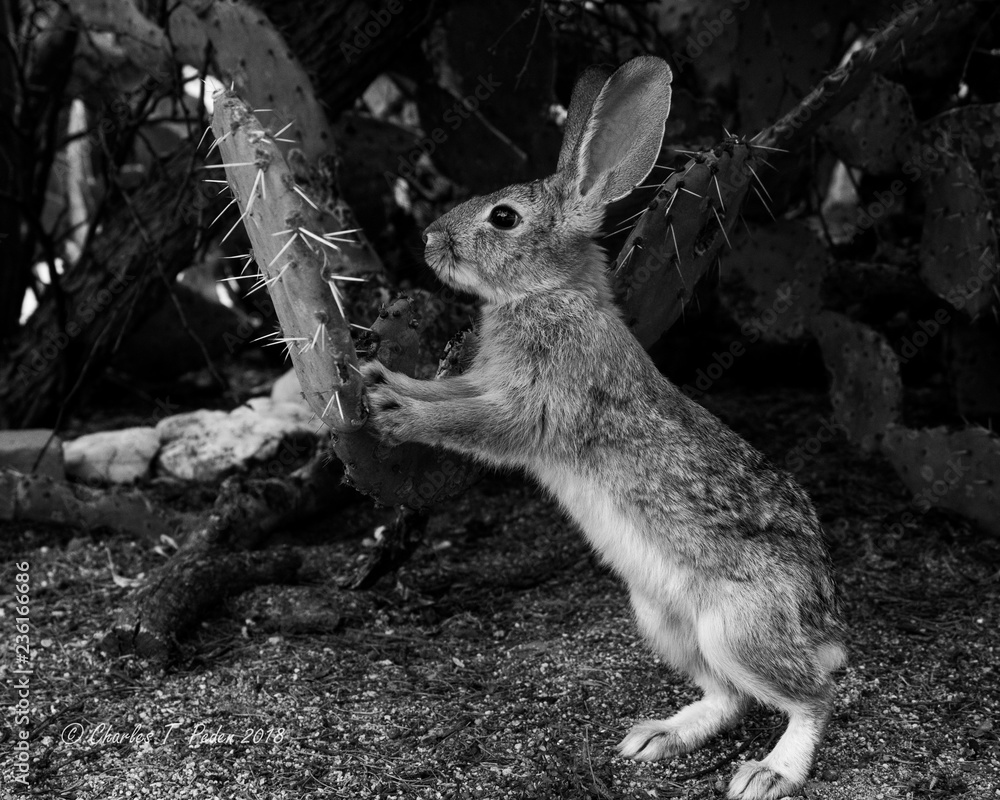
[362,55,847,800]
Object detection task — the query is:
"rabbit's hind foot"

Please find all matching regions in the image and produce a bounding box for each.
[725,701,827,800]
[726,761,798,800]
[618,690,745,762]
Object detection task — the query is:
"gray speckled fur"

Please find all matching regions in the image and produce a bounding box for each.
[364,57,846,800]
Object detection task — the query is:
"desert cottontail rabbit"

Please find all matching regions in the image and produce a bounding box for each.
[363,56,846,800]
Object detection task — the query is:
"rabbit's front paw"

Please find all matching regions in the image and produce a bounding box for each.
[617,720,687,761]
[366,383,418,446]
[360,359,389,388]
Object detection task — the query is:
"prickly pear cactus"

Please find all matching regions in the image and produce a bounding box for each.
[358,296,425,376]
[653,0,738,94]
[810,311,902,453]
[211,91,369,431]
[918,151,998,319]
[66,0,172,77]
[334,297,481,510]
[718,220,828,343]
[620,0,968,348]
[72,0,336,161]
[881,424,1000,538]
[287,150,382,278]
[734,0,849,136]
[911,103,1000,222]
[171,0,332,159]
[436,330,478,379]
[890,3,982,88]
[757,0,963,156]
[611,137,757,348]
[820,76,916,175]
[212,93,479,508]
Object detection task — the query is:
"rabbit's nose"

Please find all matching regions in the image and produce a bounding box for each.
[423,220,444,243]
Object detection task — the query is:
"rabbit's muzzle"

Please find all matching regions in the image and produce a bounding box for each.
[423,227,458,276]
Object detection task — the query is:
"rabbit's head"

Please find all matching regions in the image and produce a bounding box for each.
[423,56,672,304]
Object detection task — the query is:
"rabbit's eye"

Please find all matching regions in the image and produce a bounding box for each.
[488,205,521,230]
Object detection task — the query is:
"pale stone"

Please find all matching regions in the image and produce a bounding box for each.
[63,427,160,484]
[155,402,321,482]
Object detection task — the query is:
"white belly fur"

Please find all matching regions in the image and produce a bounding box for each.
[532,464,694,608]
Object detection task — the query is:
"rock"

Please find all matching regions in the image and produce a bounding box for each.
[0,429,65,480]
[63,427,160,484]
[155,409,228,443]
[155,402,320,481]
[270,368,308,407]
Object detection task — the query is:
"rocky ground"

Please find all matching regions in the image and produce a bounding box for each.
[1,386,998,799]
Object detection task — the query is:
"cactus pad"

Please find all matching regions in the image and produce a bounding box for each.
[718,220,828,343]
[918,151,998,319]
[334,298,481,510]
[211,91,366,432]
[820,76,915,175]
[172,0,332,159]
[881,424,1000,538]
[810,310,902,452]
[911,103,1000,222]
[611,137,757,348]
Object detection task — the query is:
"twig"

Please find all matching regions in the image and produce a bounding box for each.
[514,0,547,90]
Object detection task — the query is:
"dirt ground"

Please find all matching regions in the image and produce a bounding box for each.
[1,385,998,799]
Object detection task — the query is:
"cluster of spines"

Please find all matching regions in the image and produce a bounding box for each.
[609,132,780,348]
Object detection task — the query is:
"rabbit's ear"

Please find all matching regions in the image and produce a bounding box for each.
[557,65,614,173]
[574,56,672,204]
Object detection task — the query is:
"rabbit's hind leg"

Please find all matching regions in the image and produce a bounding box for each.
[618,590,748,762]
[725,698,832,800]
[695,607,840,800]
